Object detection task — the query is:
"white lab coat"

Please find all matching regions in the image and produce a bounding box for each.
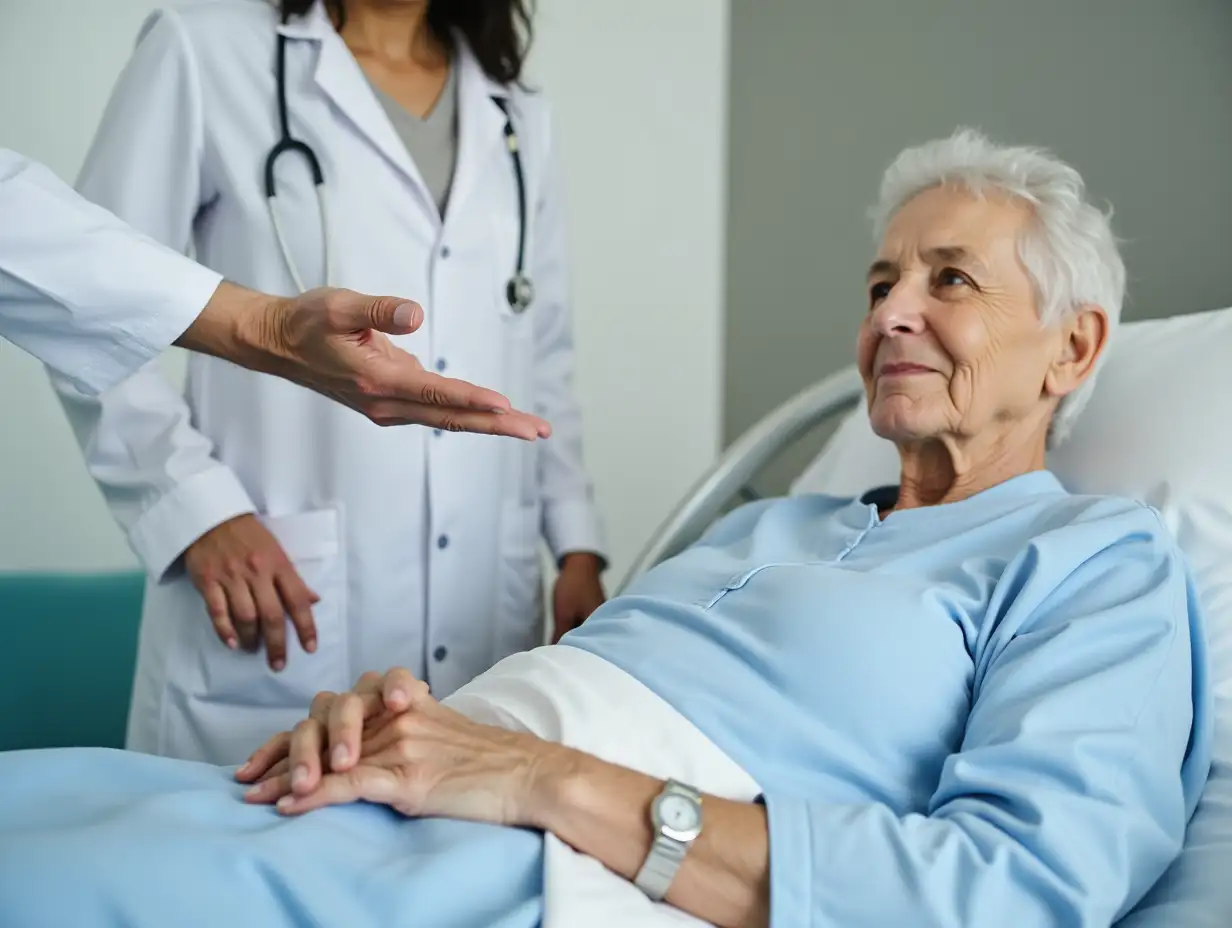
[53,0,606,765]
[0,149,220,393]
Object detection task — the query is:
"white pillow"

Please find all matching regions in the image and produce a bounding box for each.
[791,305,1232,926]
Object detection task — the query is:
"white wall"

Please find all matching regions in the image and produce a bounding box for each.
[0,0,729,585]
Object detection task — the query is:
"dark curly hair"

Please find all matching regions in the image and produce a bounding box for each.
[277,0,534,85]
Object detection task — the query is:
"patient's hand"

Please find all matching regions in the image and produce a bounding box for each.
[236,668,571,828]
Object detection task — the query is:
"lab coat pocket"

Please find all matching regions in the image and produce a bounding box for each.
[495,500,545,657]
[191,507,349,707]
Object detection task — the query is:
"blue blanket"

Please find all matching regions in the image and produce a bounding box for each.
[0,748,542,927]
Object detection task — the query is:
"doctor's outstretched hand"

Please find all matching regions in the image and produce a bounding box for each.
[179,282,552,439]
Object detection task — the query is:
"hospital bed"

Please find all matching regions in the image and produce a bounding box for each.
[619,304,1232,926]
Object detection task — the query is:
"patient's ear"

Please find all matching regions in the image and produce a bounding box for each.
[1044,304,1109,398]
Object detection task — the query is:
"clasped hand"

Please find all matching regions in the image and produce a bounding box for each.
[235,668,567,828]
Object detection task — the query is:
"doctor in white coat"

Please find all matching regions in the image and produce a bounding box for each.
[55,0,608,765]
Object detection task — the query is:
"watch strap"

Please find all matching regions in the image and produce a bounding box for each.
[633,780,702,902]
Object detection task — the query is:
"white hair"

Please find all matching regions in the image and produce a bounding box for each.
[869,127,1125,446]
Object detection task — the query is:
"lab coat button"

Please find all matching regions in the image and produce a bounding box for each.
[435,358,447,372]
[433,428,443,437]
[433,646,448,662]
[437,534,449,549]
[440,245,451,259]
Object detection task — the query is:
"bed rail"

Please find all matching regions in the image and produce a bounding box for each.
[616,365,865,593]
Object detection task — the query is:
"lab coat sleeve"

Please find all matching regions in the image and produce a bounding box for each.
[761,507,1208,928]
[0,148,220,395]
[530,107,608,566]
[47,9,256,580]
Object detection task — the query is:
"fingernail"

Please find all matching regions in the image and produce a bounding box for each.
[292,765,308,789]
[277,795,295,812]
[244,784,262,799]
[392,302,419,328]
[389,687,407,705]
[332,745,348,768]
[272,660,285,672]
[226,638,238,650]
[236,761,251,775]
[305,641,317,654]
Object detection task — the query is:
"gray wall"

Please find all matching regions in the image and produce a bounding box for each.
[724,0,1232,495]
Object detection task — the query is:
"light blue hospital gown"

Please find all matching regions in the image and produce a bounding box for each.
[0,471,1213,927]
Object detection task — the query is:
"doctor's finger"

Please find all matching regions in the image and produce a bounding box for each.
[275,570,318,654]
[252,579,289,671]
[224,578,261,652]
[377,362,512,414]
[200,581,238,650]
[366,400,549,439]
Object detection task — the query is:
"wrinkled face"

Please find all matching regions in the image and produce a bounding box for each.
[858,185,1065,447]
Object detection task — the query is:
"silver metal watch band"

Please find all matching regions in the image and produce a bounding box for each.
[634,831,689,901]
[633,780,702,902]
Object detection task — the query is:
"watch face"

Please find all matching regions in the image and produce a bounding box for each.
[656,793,701,839]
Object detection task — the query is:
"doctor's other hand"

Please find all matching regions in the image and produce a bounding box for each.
[179,282,552,439]
[551,553,606,643]
[183,513,319,670]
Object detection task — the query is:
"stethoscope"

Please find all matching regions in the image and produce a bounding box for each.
[263,30,534,314]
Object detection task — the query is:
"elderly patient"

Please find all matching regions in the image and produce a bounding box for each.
[0,128,1213,928]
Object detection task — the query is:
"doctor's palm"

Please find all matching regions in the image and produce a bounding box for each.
[183,514,318,671]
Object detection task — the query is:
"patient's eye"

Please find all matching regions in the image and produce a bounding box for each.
[869,281,893,305]
[936,268,973,290]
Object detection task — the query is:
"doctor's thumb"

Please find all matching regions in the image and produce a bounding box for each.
[356,297,424,335]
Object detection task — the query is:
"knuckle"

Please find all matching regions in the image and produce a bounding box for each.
[310,691,336,714]
[337,692,361,714]
[291,719,318,740]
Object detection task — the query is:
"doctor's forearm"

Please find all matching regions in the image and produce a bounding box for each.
[526,749,770,927]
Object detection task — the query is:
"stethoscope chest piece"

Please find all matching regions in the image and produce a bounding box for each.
[506,273,534,314]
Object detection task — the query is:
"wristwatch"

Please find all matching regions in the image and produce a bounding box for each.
[633,779,704,902]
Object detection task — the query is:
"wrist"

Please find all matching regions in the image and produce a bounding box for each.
[558,551,604,573]
[192,280,292,372]
[520,740,595,831]
[233,288,293,372]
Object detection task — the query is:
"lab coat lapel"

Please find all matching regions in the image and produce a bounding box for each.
[278,2,436,219]
[446,42,509,228]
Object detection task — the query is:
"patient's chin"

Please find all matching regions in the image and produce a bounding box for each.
[869,397,942,443]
